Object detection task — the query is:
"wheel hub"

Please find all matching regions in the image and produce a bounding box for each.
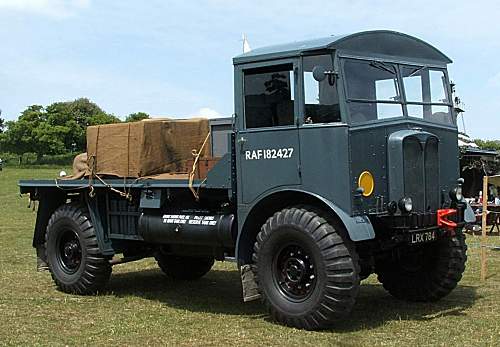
[57,230,82,273]
[64,241,79,258]
[275,244,316,301]
[284,258,306,283]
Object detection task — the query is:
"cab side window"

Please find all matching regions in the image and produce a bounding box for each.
[244,64,295,129]
[303,55,341,124]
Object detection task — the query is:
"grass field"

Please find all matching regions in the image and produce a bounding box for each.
[0,168,499,346]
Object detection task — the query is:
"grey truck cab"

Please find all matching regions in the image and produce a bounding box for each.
[20,31,470,330]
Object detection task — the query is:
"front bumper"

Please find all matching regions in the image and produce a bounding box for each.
[370,203,466,246]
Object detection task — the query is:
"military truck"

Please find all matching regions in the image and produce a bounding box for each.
[20,30,474,330]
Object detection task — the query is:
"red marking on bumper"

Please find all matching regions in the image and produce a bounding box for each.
[437,209,457,232]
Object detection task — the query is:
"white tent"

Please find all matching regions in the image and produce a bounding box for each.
[458,133,479,148]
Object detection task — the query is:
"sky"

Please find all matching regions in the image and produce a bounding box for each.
[0,0,499,139]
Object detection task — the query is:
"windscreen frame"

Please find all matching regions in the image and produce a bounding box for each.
[340,54,455,128]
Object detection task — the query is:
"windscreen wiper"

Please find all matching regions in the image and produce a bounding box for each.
[409,66,426,77]
[369,61,396,74]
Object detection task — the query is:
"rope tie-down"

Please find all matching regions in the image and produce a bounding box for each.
[189,132,211,201]
[86,154,134,201]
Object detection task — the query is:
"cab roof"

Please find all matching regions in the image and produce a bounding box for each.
[233,30,452,65]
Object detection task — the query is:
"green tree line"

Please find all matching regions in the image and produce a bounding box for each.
[0,98,498,164]
[474,139,500,152]
[0,98,149,164]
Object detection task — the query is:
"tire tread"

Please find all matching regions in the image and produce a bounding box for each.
[376,232,467,302]
[45,203,111,295]
[252,206,360,330]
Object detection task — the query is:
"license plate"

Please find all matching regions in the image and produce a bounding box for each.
[410,230,436,244]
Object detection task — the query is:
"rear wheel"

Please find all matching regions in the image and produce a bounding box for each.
[376,232,467,302]
[45,204,112,294]
[155,253,214,280]
[252,206,360,330]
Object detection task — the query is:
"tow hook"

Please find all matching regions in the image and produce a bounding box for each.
[437,209,457,235]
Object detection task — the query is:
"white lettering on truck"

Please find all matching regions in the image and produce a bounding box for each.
[162,215,217,226]
[245,147,294,160]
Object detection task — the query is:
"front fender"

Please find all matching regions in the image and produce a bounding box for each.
[297,190,375,241]
[235,189,375,265]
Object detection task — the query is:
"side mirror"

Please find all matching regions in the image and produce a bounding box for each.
[312,65,337,85]
[312,66,327,82]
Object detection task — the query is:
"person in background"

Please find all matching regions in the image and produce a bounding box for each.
[488,184,498,202]
[0,158,3,171]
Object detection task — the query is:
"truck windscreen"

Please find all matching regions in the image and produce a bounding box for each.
[343,58,454,126]
[401,65,453,125]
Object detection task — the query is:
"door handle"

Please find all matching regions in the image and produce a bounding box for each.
[237,137,247,144]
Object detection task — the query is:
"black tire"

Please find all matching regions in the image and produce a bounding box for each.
[252,206,360,330]
[155,253,214,280]
[375,232,467,302]
[45,204,112,295]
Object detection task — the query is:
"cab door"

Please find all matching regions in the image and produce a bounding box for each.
[235,60,301,205]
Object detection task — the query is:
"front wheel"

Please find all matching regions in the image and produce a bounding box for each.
[252,206,360,330]
[45,204,112,295]
[376,232,467,302]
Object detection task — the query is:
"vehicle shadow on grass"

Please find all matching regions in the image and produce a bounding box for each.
[106,269,479,331]
[106,268,266,318]
[333,280,479,332]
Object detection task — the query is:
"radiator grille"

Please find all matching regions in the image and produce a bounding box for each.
[403,137,439,212]
[424,138,440,211]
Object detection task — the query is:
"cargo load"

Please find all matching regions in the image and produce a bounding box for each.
[71,118,211,179]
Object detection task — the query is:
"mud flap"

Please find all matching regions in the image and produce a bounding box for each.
[36,245,49,272]
[85,194,115,256]
[241,264,261,302]
[32,192,66,248]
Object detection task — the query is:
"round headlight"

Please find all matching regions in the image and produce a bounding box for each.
[398,197,413,213]
[404,197,413,212]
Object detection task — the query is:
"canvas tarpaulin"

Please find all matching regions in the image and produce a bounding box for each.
[80,118,210,178]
